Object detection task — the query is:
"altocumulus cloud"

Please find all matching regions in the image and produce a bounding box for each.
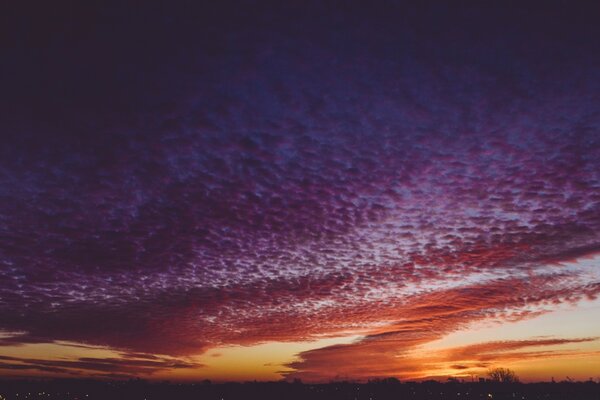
[0,1,599,379]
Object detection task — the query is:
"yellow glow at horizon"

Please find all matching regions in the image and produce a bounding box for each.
[410,296,600,381]
[164,335,361,382]
[1,257,599,382]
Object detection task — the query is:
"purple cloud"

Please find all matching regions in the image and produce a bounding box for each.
[0,1,599,380]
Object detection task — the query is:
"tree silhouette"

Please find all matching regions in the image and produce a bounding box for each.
[488,367,519,383]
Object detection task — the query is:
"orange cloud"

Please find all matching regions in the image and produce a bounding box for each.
[284,274,600,382]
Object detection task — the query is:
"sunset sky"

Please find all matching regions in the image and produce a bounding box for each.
[1,1,600,383]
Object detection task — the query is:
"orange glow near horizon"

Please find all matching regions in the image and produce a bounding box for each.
[1,288,599,383]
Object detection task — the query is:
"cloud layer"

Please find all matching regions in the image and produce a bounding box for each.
[0,352,202,379]
[1,1,599,379]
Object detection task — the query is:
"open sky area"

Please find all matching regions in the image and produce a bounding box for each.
[1,1,599,383]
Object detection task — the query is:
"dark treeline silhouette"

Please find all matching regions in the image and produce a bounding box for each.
[1,378,599,400]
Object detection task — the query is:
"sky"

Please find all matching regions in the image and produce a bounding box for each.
[1,1,600,383]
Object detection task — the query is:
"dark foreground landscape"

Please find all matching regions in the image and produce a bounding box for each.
[1,379,599,400]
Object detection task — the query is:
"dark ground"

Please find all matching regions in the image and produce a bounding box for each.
[0,379,599,400]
